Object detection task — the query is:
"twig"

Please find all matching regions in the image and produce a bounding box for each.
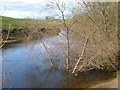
[78,53,100,71]
[42,42,53,66]
[0,25,11,48]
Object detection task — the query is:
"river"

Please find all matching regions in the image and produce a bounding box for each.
[2,30,117,88]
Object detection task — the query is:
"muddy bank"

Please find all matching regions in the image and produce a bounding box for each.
[91,77,118,88]
[91,72,119,88]
[2,27,60,48]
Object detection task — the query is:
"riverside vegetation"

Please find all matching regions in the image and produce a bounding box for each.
[1,1,119,88]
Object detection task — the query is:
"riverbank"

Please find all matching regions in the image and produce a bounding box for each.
[1,16,61,48]
[2,27,60,48]
[91,73,118,88]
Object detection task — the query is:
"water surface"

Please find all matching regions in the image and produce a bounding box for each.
[2,30,117,88]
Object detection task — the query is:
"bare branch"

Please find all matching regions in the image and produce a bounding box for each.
[78,53,100,71]
[42,42,53,66]
[72,38,88,73]
[0,25,11,48]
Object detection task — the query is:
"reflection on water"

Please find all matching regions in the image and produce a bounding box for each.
[2,30,117,88]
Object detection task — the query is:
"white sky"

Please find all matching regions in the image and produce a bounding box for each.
[0,0,117,19]
[0,0,78,19]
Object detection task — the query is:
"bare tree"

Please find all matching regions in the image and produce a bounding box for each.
[45,1,118,76]
[46,0,71,71]
[71,1,118,73]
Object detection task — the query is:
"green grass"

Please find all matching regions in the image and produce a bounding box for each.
[1,16,34,31]
[0,16,63,35]
[1,16,59,32]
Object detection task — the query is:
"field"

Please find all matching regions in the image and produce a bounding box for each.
[1,16,61,42]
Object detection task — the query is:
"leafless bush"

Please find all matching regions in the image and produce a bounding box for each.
[71,1,118,73]
[45,1,118,74]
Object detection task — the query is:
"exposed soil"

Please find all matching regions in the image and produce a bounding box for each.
[91,72,119,88]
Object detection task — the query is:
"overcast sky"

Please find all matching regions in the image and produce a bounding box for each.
[0,0,78,19]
